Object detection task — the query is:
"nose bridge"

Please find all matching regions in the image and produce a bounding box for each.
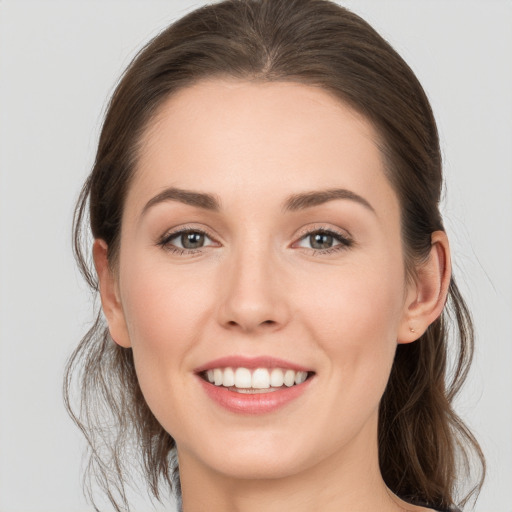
[217,230,289,332]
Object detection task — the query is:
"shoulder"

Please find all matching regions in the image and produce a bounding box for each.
[404,502,461,512]
[392,494,461,512]
[416,505,462,512]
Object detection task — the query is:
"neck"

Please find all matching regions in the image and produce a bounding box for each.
[178,419,409,512]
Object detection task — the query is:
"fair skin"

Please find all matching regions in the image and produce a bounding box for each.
[94,79,450,512]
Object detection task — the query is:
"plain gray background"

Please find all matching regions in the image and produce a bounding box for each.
[0,1,511,511]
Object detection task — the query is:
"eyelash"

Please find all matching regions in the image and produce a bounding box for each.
[157,225,353,256]
[157,226,217,256]
[294,226,353,255]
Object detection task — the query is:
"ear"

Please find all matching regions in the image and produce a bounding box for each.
[398,231,451,344]
[93,239,131,348]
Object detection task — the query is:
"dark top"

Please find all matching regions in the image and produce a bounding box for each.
[412,501,462,512]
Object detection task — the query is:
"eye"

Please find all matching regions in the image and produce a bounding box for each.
[294,228,352,254]
[158,228,217,254]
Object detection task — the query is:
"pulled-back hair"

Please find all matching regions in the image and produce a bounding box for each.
[65,1,485,510]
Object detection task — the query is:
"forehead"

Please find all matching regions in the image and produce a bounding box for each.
[128,79,398,220]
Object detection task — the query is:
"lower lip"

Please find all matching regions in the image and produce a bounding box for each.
[197,376,314,415]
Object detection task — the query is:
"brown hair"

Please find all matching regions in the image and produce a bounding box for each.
[65,1,485,510]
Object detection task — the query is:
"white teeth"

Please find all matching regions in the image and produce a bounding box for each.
[204,366,310,389]
[213,368,223,386]
[252,368,270,389]
[284,369,295,387]
[295,371,307,385]
[223,367,235,387]
[234,368,252,388]
[270,368,284,387]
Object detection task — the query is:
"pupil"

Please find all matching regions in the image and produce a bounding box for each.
[182,232,204,249]
[311,232,333,249]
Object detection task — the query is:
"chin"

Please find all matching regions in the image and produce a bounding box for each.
[209,453,309,481]
[179,430,325,482]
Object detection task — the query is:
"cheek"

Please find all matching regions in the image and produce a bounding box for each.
[298,258,405,391]
[120,257,213,348]
[302,258,404,335]
[117,262,217,434]
[117,258,210,391]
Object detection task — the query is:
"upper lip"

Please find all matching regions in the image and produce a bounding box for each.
[193,355,313,374]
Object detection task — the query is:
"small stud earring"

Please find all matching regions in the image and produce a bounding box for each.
[409,327,416,333]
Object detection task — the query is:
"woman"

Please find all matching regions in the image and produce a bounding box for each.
[65,0,485,510]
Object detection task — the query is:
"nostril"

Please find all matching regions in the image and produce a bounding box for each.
[222,315,282,332]
[226,320,274,326]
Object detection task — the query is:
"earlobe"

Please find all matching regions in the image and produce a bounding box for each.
[92,239,131,348]
[398,231,451,344]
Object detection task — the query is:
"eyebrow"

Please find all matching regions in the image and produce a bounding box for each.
[283,188,375,214]
[141,186,375,217]
[142,187,222,215]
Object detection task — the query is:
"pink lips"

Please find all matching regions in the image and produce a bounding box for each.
[194,355,314,415]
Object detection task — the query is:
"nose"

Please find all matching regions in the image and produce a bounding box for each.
[216,242,291,334]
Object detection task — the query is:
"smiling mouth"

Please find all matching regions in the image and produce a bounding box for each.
[199,367,314,394]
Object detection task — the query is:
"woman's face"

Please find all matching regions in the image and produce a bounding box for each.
[106,79,417,480]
